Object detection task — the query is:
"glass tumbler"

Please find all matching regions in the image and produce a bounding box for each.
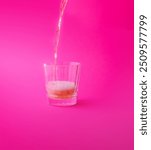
[44,62,80,106]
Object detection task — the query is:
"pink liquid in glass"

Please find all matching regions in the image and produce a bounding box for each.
[45,1,79,106]
[46,81,76,100]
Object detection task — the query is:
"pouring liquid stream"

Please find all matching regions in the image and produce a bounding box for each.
[53,0,68,80]
[45,0,79,105]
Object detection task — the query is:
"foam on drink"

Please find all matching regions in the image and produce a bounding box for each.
[46,81,75,99]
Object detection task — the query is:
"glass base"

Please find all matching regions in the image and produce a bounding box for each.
[48,97,77,106]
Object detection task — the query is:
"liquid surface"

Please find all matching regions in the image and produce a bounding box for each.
[46,81,75,99]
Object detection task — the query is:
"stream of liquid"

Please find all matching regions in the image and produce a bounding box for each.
[54,0,68,65]
[46,0,77,102]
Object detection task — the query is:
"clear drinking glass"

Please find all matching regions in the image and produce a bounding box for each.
[44,62,80,106]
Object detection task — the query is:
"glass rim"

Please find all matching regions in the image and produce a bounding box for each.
[44,61,80,67]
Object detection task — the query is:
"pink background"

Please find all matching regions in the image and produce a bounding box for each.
[0,0,133,150]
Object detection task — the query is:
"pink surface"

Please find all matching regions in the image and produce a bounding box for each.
[0,0,133,150]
